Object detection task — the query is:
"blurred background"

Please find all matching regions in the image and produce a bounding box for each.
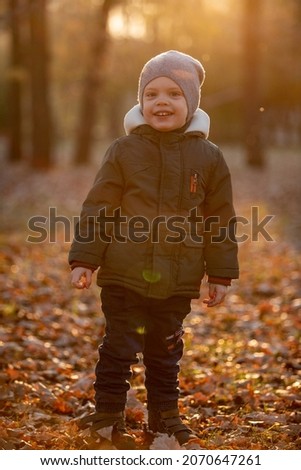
[0,0,300,169]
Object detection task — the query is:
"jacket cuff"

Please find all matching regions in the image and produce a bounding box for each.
[207,276,232,286]
[70,261,98,272]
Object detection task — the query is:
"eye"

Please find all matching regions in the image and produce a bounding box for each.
[170,90,183,97]
[144,91,156,98]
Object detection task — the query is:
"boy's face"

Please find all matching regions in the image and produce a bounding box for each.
[142,77,188,132]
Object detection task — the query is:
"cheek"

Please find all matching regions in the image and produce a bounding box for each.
[142,103,152,118]
[178,107,188,125]
[182,102,189,121]
[142,106,153,126]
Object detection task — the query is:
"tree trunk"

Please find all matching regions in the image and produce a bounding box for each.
[243,0,264,167]
[27,0,52,169]
[74,0,118,165]
[8,0,23,162]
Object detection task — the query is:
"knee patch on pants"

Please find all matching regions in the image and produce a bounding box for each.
[165,327,184,352]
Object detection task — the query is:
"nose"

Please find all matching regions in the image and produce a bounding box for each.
[155,93,169,105]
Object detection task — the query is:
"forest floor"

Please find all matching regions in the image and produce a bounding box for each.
[0,145,300,450]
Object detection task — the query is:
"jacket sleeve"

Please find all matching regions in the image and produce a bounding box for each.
[68,140,124,268]
[203,148,239,280]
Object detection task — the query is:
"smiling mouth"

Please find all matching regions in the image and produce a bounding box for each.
[154,112,172,116]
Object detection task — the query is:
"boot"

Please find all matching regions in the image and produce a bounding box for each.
[78,411,136,450]
[148,408,196,446]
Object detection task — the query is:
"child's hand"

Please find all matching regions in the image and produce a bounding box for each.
[71,267,93,289]
[203,283,227,307]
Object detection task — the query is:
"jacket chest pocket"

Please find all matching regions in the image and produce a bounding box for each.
[182,169,205,205]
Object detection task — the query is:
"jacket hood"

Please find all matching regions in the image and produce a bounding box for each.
[124,104,210,139]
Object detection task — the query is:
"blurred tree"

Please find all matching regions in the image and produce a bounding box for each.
[7,0,24,163]
[74,0,122,165]
[8,0,296,165]
[27,0,52,168]
[242,0,264,167]
[262,0,301,146]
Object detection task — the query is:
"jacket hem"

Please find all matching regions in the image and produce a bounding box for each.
[97,278,200,300]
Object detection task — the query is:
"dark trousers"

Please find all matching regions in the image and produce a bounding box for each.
[94,286,191,412]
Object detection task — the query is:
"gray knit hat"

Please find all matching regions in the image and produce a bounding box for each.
[138,50,205,121]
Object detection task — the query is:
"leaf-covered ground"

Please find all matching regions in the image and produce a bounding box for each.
[0,146,300,450]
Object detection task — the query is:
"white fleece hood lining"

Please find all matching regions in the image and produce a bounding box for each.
[124,104,210,139]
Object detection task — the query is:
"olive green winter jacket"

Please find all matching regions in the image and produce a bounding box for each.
[69,107,239,299]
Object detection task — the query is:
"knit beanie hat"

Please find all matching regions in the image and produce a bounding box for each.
[138,50,205,122]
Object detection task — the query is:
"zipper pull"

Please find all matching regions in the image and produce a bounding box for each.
[190,172,198,193]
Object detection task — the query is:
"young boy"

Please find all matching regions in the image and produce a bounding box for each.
[69,50,239,449]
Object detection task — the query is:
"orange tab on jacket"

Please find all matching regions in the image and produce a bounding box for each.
[190,173,198,193]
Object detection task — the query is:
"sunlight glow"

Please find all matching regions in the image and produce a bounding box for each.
[203,0,231,13]
[109,8,146,39]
